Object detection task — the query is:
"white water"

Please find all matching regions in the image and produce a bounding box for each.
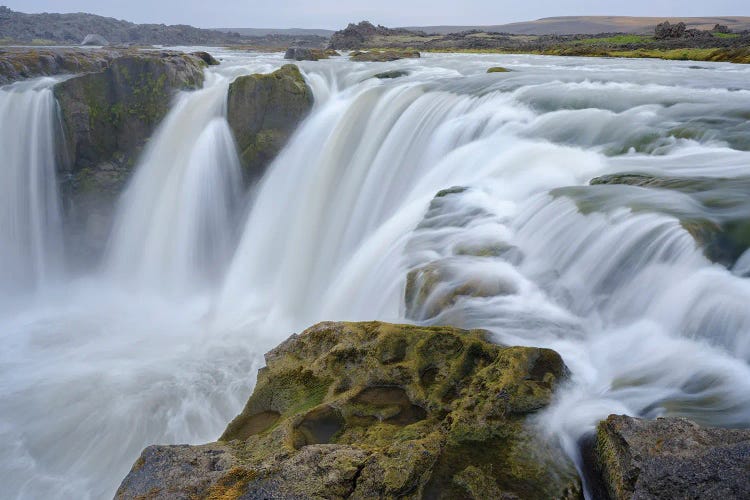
[2,52,750,498]
[0,78,63,298]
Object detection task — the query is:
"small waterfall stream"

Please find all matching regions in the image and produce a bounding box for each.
[0,78,63,297]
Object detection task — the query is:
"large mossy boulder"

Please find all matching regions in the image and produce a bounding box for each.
[226,64,313,180]
[589,414,750,499]
[116,321,581,499]
[52,51,207,260]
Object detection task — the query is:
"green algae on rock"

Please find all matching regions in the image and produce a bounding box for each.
[116,321,581,499]
[487,66,512,73]
[226,64,313,180]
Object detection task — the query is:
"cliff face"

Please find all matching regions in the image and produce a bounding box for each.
[52,51,207,261]
[116,321,581,499]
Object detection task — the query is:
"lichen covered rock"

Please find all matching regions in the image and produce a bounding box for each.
[116,321,580,499]
[590,414,750,500]
[226,64,313,179]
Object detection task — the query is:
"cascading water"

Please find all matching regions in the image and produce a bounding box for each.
[2,52,750,499]
[0,78,63,298]
[105,73,243,294]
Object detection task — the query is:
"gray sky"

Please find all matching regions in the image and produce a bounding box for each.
[3,0,748,29]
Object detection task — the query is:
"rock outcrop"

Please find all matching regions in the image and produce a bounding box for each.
[589,415,750,499]
[328,21,423,50]
[226,64,314,179]
[284,47,339,61]
[350,49,421,62]
[116,321,581,499]
[0,47,119,85]
[53,51,207,259]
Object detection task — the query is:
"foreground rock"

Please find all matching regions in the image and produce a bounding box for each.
[117,321,580,499]
[53,51,207,259]
[590,415,750,499]
[0,47,118,85]
[227,64,314,179]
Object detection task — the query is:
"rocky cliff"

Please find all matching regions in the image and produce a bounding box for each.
[116,321,581,499]
[227,64,313,179]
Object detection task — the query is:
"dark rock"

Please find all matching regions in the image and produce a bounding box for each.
[713,24,731,34]
[655,21,687,39]
[117,321,581,499]
[590,414,750,500]
[350,49,421,62]
[0,48,117,85]
[53,51,206,261]
[328,20,425,50]
[191,51,220,65]
[226,64,313,179]
[487,66,511,73]
[81,33,108,46]
[373,69,409,79]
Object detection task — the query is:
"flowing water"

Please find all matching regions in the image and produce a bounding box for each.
[1,51,750,498]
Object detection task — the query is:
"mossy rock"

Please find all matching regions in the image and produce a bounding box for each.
[487,66,511,73]
[226,64,314,181]
[117,321,581,499]
[350,49,421,62]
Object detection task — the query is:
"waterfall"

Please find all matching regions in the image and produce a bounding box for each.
[2,53,750,499]
[105,74,242,294]
[0,78,63,295]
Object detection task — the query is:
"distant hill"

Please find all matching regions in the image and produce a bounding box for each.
[0,6,326,47]
[214,27,334,37]
[404,16,750,35]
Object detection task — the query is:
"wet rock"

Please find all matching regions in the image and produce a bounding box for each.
[53,51,206,262]
[487,66,511,73]
[117,321,580,499]
[0,47,117,85]
[350,49,421,62]
[284,47,337,61]
[226,64,314,179]
[373,69,409,79]
[191,51,220,65]
[590,414,750,500]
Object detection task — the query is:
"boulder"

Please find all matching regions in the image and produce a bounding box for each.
[350,49,421,62]
[373,69,409,79]
[53,51,207,261]
[116,321,581,499]
[284,47,337,61]
[81,34,109,46]
[0,47,116,85]
[226,64,313,179]
[590,415,750,499]
[191,51,220,65]
[487,66,511,73]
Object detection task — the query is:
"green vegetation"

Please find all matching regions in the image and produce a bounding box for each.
[578,34,654,44]
[713,32,740,39]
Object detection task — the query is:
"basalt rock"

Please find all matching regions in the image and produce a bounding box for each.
[0,47,117,85]
[487,66,511,73]
[588,414,750,500]
[116,321,581,499]
[284,47,338,61]
[226,64,313,180]
[53,51,206,261]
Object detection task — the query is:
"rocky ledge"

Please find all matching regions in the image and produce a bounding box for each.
[350,49,421,62]
[116,321,581,499]
[587,415,750,499]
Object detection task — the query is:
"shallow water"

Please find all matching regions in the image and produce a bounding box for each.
[1,51,750,498]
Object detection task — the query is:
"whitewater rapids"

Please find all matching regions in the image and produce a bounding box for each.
[1,51,750,498]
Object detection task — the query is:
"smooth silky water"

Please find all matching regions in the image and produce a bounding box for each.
[1,50,750,498]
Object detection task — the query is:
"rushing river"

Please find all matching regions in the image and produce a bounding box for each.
[1,50,750,498]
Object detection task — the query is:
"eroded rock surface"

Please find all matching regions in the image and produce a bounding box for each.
[590,414,750,500]
[116,321,580,499]
[227,64,313,179]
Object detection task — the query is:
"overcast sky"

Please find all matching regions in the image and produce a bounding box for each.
[3,1,748,29]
